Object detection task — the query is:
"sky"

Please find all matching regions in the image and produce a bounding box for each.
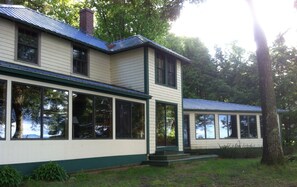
[170,0,297,52]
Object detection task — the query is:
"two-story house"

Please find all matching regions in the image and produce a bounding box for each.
[0,4,190,173]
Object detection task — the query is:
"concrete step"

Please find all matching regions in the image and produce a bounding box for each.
[149,153,190,161]
[144,154,219,167]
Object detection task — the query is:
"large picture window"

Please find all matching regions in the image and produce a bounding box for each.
[195,114,215,139]
[219,115,237,138]
[240,115,257,138]
[155,51,176,87]
[72,92,112,139]
[17,27,39,64]
[116,100,145,139]
[0,80,7,139]
[156,102,177,146]
[73,45,88,76]
[11,83,68,139]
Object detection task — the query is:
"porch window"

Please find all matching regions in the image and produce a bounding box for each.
[72,92,112,139]
[116,100,145,139]
[0,80,6,139]
[73,45,88,76]
[155,51,176,87]
[11,83,68,139]
[240,115,257,138]
[219,115,237,138]
[195,114,215,139]
[17,27,39,64]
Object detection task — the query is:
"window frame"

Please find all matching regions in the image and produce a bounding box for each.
[115,99,145,140]
[155,101,178,147]
[15,25,40,65]
[0,80,7,140]
[195,114,216,140]
[218,114,238,139]
[11,81,69,140]
[72,92,113,140]
[240,115,258,139]
[155,51,177,88]
[72,44,89,77]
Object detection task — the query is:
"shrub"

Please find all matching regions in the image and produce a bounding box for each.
[219,144,262,158]
[0,166,23,187]
[32,162,68,181]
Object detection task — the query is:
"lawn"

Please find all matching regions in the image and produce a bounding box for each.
[24,158,297,187]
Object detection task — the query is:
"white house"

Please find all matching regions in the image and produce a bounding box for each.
[0,4,190,173]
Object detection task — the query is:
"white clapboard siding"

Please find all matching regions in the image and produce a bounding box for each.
[0,18,15,63]
[41,33,71,74]
[89,49,111,84]
[110,48,144,92]
[148,48,183,153]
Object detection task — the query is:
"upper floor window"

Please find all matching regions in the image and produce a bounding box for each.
[73,46,88,76]
[155,51,176,87]
[17,27,39,64]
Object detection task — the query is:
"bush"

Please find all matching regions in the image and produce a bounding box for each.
[32,162,68,181]
[219,144,262,158]
[0,166,23,187]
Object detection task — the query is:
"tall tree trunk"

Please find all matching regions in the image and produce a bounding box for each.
[12,85,24,139]
[247,0,284,165]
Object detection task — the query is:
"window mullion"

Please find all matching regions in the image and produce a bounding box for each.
[40,88,44,139]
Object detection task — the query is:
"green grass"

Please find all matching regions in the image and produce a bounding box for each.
[23,158,297,187]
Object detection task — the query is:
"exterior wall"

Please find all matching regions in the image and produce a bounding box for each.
[148,48,183,153]
[0,75,146,165]
[110,48,144,92]
[184,111,264,149]
[0,18,111,84]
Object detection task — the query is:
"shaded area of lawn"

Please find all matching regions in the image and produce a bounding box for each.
[24,158,297,187]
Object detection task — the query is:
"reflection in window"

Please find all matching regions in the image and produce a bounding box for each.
[240,115,257,138]
[72,93,112,139]
[116,100,145,139]
[0,81,7,139]
[43,88,68,139]
[219,115,237,138]
[156,103,177,146]
[11,83,68,139]
[17,28,38,64]
[195,114,215,139]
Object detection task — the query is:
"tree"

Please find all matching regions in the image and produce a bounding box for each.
[247,0,284,165]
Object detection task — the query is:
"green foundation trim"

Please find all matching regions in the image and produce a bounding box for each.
[1,154,147,175]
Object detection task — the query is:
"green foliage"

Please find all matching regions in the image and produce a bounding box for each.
[219,144,262,158]
[0,166,23,187]
[32,162,68,182]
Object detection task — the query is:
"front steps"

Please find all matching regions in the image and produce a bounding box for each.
[144,151,218,166]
